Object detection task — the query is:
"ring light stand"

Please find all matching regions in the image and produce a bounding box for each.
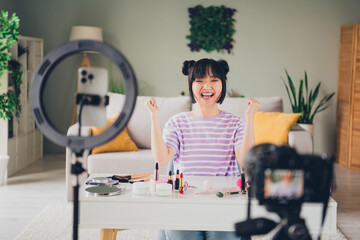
[29,40,137,240]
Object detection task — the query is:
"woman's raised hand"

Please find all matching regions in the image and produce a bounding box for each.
[245,97,260,119]
[145,97,159,118]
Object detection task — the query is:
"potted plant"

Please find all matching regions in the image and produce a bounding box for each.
[0,11,19,185]
[0,10,20,120]
[282,70,335,136]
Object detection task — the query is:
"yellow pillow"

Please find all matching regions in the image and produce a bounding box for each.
[254,112,301,145]
[91,116,139,154]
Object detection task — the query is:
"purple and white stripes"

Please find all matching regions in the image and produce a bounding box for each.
[163,111,245,176]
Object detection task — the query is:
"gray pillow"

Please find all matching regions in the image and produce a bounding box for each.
[216,96,283,119]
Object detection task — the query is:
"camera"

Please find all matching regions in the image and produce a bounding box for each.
[246,144,333,205]
[235,144,334,240]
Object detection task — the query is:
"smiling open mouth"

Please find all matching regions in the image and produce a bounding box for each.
[201,93,214,98]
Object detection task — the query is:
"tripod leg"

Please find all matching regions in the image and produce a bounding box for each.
[71,159,85,240]
[272,223,290,240]
[288,219,312,240]
[73,182,79,240]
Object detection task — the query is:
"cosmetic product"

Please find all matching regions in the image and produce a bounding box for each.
[110,174,151,183]
[129,178,150,184]
[155,162,159,181]
[216,191,242,198]
[86,177,118,186]
[241,169,246,194]
[236,178,247,190]
[203,179,213,191]
[156,183,172,196]
[175,169,180,190]
[179,173,184,194]
[85,185,126,196]
[167,171,173,188]
[194,186,239,195]
[150,178,156,194]
[132,182,150,195]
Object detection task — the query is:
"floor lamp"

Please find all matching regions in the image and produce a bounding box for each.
[69,25,103,124]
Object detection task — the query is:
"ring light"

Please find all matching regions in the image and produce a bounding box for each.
[29,40,137,153]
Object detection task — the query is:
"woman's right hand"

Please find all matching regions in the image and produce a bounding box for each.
[145,97,159,118]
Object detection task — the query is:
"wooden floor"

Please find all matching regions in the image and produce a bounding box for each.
[331,163,360,239]
[0,155,359,240]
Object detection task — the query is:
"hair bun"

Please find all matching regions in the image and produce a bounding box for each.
[218,60,229,74]
[182,60,195,76]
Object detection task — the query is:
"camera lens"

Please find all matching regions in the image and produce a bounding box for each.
[81,77,87,83]
[88,74,94,80]
[81,70,87,76]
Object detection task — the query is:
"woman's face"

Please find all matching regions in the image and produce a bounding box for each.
[192,69,222,106]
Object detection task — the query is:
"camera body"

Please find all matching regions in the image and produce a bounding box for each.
[245,144,332,206]
[236,144,334,240]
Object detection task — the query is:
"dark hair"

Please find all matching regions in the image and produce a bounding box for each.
[182,58,229,104]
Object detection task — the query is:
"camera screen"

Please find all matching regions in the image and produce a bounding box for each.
[264,169,304,199]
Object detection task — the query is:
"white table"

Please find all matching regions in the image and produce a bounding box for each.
[79,174,337,240]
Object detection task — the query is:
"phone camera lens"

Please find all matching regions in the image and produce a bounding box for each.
[81,70,87,76]
[88,74,94,80]
[81,77,87,83]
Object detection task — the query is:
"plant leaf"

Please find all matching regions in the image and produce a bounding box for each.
[304,71,309,101]
[325,92,335,102]
[282,78,295,112]
[309,93,335,122]
[285,69,298,110]
[310,82,320,108]
[298,79,303,112]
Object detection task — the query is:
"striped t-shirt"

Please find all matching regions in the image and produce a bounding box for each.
[163,111,245,176]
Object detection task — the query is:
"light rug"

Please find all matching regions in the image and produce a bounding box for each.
[15,203,347,240]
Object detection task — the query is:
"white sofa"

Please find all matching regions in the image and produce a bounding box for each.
[66,92,313,201]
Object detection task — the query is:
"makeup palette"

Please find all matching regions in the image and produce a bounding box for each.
[86,177,118,186]
[85,185,126,196]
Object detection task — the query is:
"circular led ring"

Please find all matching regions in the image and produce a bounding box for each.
[29,40,137,152]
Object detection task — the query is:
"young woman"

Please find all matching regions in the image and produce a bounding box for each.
[145,58,260,240]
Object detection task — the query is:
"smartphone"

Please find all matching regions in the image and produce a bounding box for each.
[77,67,108,127]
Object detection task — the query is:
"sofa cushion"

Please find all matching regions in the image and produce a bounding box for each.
[87,149,167,175]
[210,96,283,119]
[91,116,139,154]
[106,93,191,149]
[254,111,301,145]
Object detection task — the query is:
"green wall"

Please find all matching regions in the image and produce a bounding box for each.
[3,0,360,155]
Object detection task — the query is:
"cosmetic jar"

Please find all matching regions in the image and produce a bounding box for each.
[132,182,150,195]
[204,179,213,190]
[156,183,172,196]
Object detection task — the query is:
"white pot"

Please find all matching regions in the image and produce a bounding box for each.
[0,155,9,186]
[298,123,314,137]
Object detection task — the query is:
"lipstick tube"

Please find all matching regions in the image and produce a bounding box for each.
[241,169,246,194]
[175,169,180,190]
[179,173,184,194]
[167,171,173,189]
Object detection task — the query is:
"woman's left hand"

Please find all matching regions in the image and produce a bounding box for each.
[245,97,260,119]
